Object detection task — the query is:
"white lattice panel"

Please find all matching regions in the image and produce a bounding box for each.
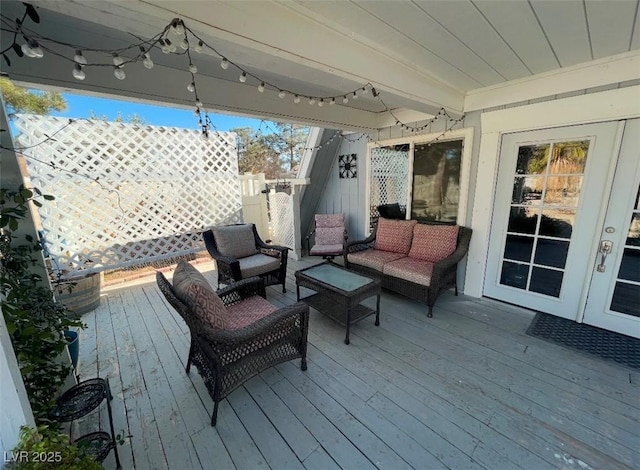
[369,147,409,217]
[14,115,240,277]
[270,191,295,250]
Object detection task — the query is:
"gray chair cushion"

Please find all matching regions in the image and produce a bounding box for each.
[212,224,258,259]
[238,254,281,278]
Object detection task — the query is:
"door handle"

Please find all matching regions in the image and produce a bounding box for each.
[596,240,613,272]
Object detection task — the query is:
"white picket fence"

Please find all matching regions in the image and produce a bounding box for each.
[14,115,240,277]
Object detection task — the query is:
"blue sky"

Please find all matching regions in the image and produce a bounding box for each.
[50,92,264,132]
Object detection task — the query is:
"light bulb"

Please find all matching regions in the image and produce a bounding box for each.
[343,95,348,104]
[195,41,203,53]
[278,90,286,99]
[143,54,154,69]
[220,58,229,70]
[362,87,368,95]
[189,63,197,73]
[165,39,176,53]
[30,42,43,58]
[73,50,87,65]
[187,82,195,92]
[72,64,85,80]
[352,91,358,100]
[114,66,126,80]
[179,39,189,50]
[258,82,265,93]
[196,99,203,107]
[293,95,301,104]
[318,99,324,107]
[112,54,124,66]
[330,98,336,105]
[239,72,247,83]
[309,98,316,105]
[21,42,35,58]
[171,20,184,35]
[160,39,170,54]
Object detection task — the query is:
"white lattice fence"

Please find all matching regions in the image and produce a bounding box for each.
[15,115,240,277]
[369,147,409,219]
[270,191,295,250]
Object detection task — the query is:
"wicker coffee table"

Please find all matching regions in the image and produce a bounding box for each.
[295,262,381,344]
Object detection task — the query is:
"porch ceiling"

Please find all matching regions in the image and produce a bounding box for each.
[1,1,639,130]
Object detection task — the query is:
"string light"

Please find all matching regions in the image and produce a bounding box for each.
[112,53,124,67]
[73,50,87,65]
[143,53,154,69]
[0,5,462,135]
[72,63,85,80]
[114,66,126,80]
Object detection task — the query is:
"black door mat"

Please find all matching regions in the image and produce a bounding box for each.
[526,312,640,369]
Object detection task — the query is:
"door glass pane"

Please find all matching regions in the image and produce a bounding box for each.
[512,176,544,205]
[499,139,590,295]
[544,176,582,205]
[516,144,549,175]
[628,214,640,247]
[618,248,640,282]
[610,282,640,317]
[411,140,462,223]
[500,262,528,289]
[534,239,569,268]
[530,267,564,297]
[609,184,640,316]
[504,235,533,262]
[539,209,575,238]
[508,207,538,234]
[548,141,589,174]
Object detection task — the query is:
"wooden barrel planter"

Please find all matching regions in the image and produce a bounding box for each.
[54,272,102,318]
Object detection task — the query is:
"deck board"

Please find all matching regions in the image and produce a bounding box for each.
[74,257,640,470]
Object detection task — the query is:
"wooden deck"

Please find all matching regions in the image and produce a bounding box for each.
[75,256,639,470]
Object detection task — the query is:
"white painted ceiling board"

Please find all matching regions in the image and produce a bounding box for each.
[632,2,640,50]
[353,0,505,86]
[530,0,593,66]
[289,0,481,90]
[414,0,530,81]
[585,0,638,58]
[472,0,558,75]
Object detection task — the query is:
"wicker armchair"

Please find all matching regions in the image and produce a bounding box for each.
[156,266,308,426]
[203,223,289,293]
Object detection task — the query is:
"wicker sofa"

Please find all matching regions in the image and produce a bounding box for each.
[156,260,308,426]
[344,218,472,317]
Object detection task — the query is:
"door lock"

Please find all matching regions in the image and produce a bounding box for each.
[596,240,613,272]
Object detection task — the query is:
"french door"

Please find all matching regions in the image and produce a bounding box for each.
[484,122,624,321]
[582,120,640,337]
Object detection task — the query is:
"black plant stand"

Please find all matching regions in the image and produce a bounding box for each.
[49,377,121,469]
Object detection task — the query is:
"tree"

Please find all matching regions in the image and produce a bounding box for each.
[271,122,309,172]
[0,78,66,115]
[234,127,284,179]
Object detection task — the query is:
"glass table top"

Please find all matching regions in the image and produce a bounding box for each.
[301,263,373,292]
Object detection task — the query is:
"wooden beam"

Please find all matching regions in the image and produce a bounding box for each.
[464,50,640,112]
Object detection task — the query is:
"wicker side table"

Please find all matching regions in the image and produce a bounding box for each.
[49,377,121,469]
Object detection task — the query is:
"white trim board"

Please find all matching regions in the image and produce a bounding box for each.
[464,50,640,112]
[465,85,640,298]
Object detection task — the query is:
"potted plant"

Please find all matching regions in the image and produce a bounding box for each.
[1,186,84,422]
[6,425,101,469]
